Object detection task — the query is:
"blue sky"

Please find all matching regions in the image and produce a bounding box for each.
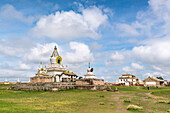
[0,0,170,82]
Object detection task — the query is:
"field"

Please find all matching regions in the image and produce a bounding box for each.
[0,84,170,113]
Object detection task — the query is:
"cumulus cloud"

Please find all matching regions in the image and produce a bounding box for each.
[122,66,133,72]
[18,62,32,70]
[116,23,139,37]
[131,63,144,70]
[31,6,108,40]
[0,4,34,24]
[144,72,167,77]
[64,42,93,64]
[132,39,170,66]
[122,63,144,73]
[22,43,60,64]
[90,42,103,51]
[0,37,34,56]
[114,0,170,38]
[110,52,124,61]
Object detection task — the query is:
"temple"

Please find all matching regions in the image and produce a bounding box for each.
[30,46,78,83]
[12,46,110,91]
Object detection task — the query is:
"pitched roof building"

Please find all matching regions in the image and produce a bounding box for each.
[143,76,164,87]
[119,74,139,86]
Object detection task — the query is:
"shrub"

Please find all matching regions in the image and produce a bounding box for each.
[167,109,170,112]
[100,95,104,97]
[127,104,143,111]
[157,100,168,103]
[124,100,131,103]
[99,102,105,105]
[110,103,114,105]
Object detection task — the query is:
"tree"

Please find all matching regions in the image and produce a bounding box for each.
[156,76,164,80]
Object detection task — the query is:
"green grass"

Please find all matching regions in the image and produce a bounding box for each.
[0,85,170,113]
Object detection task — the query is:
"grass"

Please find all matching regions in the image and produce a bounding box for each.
[127,104,143,111]
[124,100,131,103]
[0,85,170,113]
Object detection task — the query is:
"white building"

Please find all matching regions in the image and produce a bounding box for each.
[119,74,139,86]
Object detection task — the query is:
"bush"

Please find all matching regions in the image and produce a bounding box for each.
[100,95,104,97]
[167,109,170,112]
[124,100,131,103]
[110,103,114,105]
[127,104,143,111]
[157,100,168,104]
[99,102,105,105]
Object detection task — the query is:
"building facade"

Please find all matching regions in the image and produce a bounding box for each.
[143,76,164,87]
[119,74,139,86]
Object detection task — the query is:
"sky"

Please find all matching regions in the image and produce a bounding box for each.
[0,0,170,82]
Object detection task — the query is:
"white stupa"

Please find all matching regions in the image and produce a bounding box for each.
[31,46,77,83]
[84,62,95,79]
[45,46,66,76]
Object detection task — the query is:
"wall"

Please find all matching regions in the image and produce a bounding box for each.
[92,79,104,85]
[76,79,104,85]
[30,77,52,83]
[11,82,110,91]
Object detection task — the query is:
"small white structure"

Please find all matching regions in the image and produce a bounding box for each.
[4,78,9,84]
[84,62,95,79]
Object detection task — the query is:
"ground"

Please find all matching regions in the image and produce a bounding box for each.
[0,84,169,113]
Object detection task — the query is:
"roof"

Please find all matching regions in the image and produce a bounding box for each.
[62,72,78,77]
[119,77,138,79]
[143,76,164,82]
[122,74,135,77]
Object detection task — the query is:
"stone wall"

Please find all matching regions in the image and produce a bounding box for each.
[92,79,104,85]
[30,76,52,83]
[76,78,104,85]
[11,82,110,91]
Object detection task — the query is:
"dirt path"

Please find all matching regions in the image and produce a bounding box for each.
[145,92,163,99]
[111,92,127,112]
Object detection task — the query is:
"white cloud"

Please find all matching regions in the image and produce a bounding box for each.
[122,66,133,72]
[122,63,144,73]
[110,52,124,61]
[31,6,108,40]
[114,0,170,38]
[144,72,167,77]
[0,4,34,23]
[116,23,139,37]
[131,63,144,70]
[22,43,60,64]
[90,42,102,51]
[0,37,34,56]
[132,39,170,66]
[64,42,93,64]
[18,62,32,70]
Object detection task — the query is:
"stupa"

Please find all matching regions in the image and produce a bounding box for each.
[30,46,77,83]
[84,62,95,79]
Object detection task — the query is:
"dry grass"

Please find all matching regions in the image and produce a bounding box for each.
[127,104,143,111]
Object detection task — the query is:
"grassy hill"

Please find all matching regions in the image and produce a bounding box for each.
[0,84,169,113]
